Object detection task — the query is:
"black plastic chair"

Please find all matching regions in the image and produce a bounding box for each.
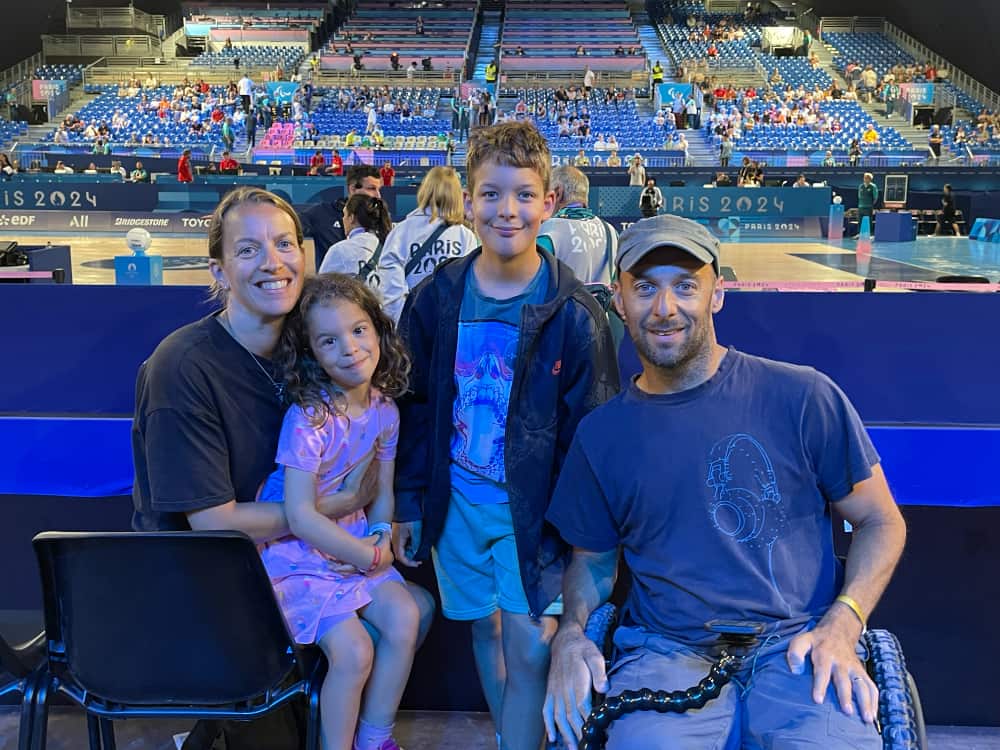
[30,531,325,750]
[1,629,47,750]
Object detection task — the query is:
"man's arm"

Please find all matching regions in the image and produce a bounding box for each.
[786,462,906,724]
[543,546,618,750]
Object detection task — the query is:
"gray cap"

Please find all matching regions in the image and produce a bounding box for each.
[616,214,721,276]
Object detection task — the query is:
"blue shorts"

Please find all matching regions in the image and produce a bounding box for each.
[604,627,881,750]
[431,489,562,621]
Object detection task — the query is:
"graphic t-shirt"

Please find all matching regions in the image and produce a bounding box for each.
[546,349,879,645]
[450,261,549,504]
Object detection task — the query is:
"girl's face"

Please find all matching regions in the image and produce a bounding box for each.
[306,299,380,397]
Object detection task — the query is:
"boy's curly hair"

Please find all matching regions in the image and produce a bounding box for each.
[275,273,410,426]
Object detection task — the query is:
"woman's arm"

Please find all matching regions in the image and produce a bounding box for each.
[284,466,380,570]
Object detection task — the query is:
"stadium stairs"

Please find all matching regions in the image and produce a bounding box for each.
[471,10,503,82]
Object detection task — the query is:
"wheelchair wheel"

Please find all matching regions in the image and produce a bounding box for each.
[864,629,927,750]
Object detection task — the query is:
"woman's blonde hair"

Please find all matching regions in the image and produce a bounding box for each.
[416,166,466,224]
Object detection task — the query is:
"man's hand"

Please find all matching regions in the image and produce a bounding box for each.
[786,608,877,724]
[393,520,422,567]
[543,626,609,750]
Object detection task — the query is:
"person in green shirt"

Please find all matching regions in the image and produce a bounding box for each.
[857,172,879,230]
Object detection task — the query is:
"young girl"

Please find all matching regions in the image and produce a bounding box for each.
[259,274,419,750]
[318,194,392,285]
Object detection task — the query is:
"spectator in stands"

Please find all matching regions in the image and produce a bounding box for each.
[883,79,900,119]
[593,134,608,151]
[407,61,418,79]
[109,160,126,181]
[639,177,663,218]
[130,161,148,182]
[575,45,588,56]
[859,66,878,103]
[83,162,99,175]
[318,193,391,281]
[858,173,879,230]
[53,160,74,174]
[793,174,809,188]
[584,67,595,95]
[353,51,365,77]
[415,15,424,35]
[372,165,476,319]
[301,164,383,268]
[936,184,961,236]
[672,93,686,130]
[177,149,194,184]
[849,139,862,167]
[606,151,622,168]
[707,41,718,58]
[390,51,401,71]
[614,45,626,56]
[238,73,253,113]
[537,165,618,285]
[822,150,836,167]
[421,56,434,72]
[220,151,240,174]
[514,46,527,57]
[223,36,233,51]
[719,134,733,167]
[928,125,944,166]
[862,125,879,145]
[626,154,646,187]
[574,149,591,167]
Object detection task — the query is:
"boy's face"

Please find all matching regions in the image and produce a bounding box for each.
[466,162,554,262]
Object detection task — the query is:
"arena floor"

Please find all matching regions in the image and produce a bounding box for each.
[6,230,998,287]
[1,707,998,749]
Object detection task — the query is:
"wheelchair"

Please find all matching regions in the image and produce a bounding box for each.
[559,603,926,750]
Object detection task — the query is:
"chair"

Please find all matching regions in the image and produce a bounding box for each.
[1,629,47,750]
[30,531,325,750]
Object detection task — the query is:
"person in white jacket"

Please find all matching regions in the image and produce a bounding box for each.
[376,166,479,321]
[318,193,392,285]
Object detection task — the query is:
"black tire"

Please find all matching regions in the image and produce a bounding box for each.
[864,629,927,750]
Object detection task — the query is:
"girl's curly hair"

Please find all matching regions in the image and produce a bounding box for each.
[275,273,410,427]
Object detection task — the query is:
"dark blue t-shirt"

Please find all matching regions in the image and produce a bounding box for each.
[546,348,879,646]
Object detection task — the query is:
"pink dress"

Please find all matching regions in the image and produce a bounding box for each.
[259,389,403,644]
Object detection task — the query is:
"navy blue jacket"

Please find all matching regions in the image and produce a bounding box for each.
[394,248,620,617]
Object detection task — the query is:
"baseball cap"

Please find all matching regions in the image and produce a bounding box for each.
[616,214,721,276]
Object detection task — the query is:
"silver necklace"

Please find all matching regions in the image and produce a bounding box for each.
[219,312,286,402]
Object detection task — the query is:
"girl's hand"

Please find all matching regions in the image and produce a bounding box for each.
[359,531,394,576]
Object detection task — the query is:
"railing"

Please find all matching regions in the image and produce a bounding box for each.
[0,52,45,95]
[42,34,162,59]
[499,70,647,87]
[67,6,167,38]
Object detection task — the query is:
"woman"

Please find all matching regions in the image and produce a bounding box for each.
[130,188,434,746]
[318,193,392,280]
[935,183,961,236]
[0,152,16,180]
[376,166,478,322]
[627,154,646,186]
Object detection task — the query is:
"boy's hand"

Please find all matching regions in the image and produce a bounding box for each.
[393,521,422,567]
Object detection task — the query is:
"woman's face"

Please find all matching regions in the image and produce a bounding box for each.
[210,202,305,324]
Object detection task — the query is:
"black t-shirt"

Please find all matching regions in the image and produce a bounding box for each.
[299,196,347,267]
[131,314,285,531]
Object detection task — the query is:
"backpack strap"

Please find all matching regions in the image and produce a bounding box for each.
[404,222,451,278]
[602,219,617,282]
[357,238,385,280]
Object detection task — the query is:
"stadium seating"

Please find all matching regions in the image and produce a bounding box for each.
[191,44,305,71]
[34,65,84,85]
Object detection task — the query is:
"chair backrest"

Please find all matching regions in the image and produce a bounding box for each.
[33,531,297,706]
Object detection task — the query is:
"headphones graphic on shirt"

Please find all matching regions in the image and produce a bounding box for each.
[706,434,787,549]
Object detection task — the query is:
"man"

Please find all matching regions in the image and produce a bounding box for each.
[858,172,879,230]
[639,177,663,218]
[651,60,664,85]
[219,151,239,173]
[584,66,595,94]
[299,164,382,267]
[543,215,906,750]
[237,72,253,113]
[537,165,618,285]
[379,160,395,187]
[390,50,401,71]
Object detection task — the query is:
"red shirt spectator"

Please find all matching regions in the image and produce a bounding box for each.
[380,162,395,187]
[745,86,757,98]
[707,43,718,57]
[308,151,325,175]
[219,155,239,172]
[177,150,193,183]
[211,108,225,124]
[925,65,936,81]
[326,151,343,176]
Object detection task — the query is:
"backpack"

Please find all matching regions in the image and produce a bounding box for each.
[640,189,655,210]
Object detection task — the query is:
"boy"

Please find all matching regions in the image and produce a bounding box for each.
[393,121,619,750]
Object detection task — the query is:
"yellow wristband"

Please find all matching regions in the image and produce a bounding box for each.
[835,595,867,630]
